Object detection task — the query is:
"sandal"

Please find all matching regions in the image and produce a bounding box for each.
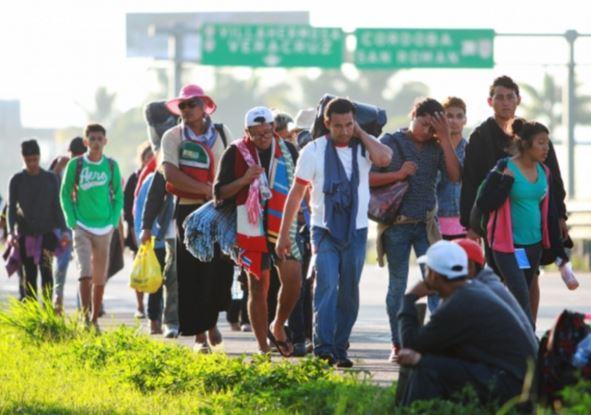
[267,325,293,357]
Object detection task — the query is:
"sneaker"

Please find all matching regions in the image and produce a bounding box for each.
[240,324,252,332]
[230,322,241,331]
[134,309,146,319]
[388,344,401,363]
[305,339,314,354]
[336,358,354,368]
[317,353,336,366]
[193,342,211,354]
[292,342,307,357]
[164,327,179,338]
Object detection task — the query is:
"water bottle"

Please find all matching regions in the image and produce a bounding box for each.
[231,266,243,300]
[555,259,579,290]
[572,333,591,368]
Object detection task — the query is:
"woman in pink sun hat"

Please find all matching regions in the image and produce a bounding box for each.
[165,84,217,116]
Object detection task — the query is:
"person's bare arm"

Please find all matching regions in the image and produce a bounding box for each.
[354,123,392,167]
[162,162,212,198]
[217,165,264,201]
[275,181,308,258]
[431,113,461,182]
[369,162,417,187]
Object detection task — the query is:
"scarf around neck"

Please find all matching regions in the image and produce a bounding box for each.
[323,137,359,248]
[234,136,301,278]
[183,122,217,149]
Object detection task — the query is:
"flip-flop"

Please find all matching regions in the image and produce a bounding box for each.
[267,327,293,357]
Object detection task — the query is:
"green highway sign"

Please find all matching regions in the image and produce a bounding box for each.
[200,24,344,68]
[354,29,495,69]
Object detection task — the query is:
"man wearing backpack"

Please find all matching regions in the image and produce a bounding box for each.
[60,124,123,329]
[159,84,233,352]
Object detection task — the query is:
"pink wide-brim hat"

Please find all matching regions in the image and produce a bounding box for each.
[165,84,217,115]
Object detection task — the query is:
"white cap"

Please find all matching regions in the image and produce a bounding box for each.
[289,108,316,131]
[417,240,468,280]
[245,106,274,128]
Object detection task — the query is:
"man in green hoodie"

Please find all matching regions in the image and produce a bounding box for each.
[60,124,123,328]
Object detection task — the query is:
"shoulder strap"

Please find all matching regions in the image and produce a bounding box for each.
[214,123,228,148]
[107,157,115,200]
[74,156,84,188]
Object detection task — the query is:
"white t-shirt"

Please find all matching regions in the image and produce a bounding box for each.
[294,135,373,230]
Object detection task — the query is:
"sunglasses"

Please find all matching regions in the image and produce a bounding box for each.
[178,98,203,110]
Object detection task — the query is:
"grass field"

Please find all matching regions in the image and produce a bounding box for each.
[0,297,588,414]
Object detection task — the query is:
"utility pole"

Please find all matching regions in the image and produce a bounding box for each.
[564,30,578,199]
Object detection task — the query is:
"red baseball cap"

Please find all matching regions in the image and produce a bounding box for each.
[453,238,485,266]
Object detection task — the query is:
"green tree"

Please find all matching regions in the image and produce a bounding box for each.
[77,86,118,127]
[520,73,591,131]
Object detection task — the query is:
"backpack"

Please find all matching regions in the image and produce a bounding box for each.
[73,156,115,202]
[537,310,591,404]
[213,123,228,148]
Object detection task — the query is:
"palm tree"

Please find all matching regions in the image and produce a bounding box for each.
[520,73,591,130]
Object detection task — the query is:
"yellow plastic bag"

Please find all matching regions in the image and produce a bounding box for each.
[129,239,163,294]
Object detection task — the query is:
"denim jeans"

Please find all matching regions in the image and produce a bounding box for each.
[53,230,73,300]
[383,223,439,346]
[312,226,367,360]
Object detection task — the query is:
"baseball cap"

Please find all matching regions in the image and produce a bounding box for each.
[453,238,485,266]
[245,106,274,128]
[417,240,468,280]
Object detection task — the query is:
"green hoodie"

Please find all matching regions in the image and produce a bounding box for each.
[60,155,123,231]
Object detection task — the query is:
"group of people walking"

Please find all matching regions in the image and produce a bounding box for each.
[3,74,579,407]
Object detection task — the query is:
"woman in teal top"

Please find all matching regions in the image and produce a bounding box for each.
[493,119,550,327]
[507,158,547,245]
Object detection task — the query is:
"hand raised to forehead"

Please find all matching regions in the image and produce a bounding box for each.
[429,112,451,141]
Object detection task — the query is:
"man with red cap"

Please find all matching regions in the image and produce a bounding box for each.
[453,238,537,347]
[159,84,233,352]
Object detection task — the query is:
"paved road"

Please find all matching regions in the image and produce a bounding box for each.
[1,253,590,386]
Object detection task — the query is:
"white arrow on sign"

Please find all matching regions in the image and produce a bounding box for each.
[264,54,281,66]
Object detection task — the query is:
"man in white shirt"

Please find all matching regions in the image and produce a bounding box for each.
[276,97,391,367]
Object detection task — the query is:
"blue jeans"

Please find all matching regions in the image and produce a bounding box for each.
[383,223,439,346]
[312,226,367,360]
[53,229,73,300]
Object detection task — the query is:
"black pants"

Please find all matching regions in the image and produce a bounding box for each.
[20,235,55,300]
[176,204,233,336]
[147,247,166,322]
[402,354,523,406]
[492,243,542,329]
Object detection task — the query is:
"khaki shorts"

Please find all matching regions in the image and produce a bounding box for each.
[73,226,113,285]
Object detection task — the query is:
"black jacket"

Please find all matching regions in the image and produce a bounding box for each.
[460,117,567,228]
[123,170,139,251]
[476,158,571,265]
